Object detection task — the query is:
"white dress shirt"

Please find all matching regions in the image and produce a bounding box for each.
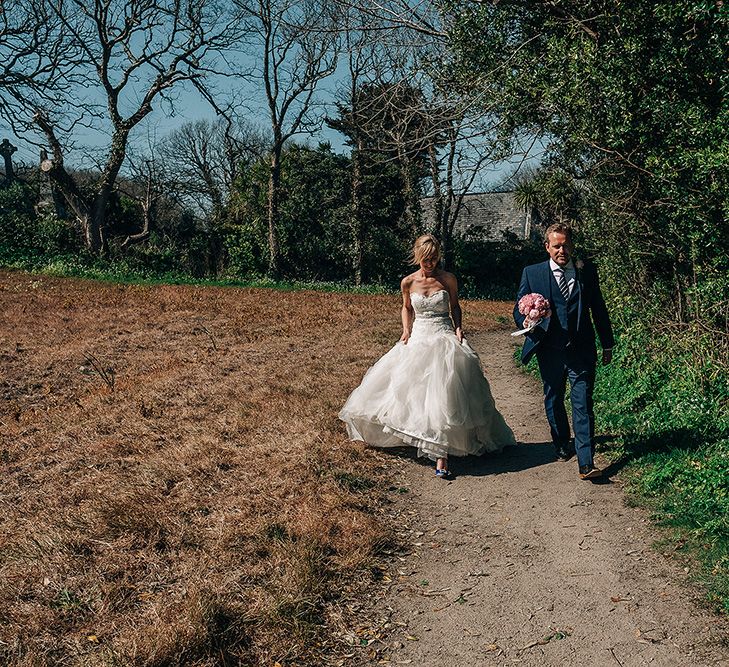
[549,259,576,297]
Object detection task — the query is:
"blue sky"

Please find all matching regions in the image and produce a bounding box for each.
[4,56,544,192]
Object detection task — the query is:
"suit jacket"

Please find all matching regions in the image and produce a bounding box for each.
[513,259,615,365]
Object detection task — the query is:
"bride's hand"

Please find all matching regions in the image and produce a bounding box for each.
[455,327,464,343]
[400,330,410,344]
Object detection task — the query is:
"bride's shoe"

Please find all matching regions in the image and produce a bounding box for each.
[435,468,451,479]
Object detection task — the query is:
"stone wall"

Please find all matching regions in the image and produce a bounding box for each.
[421,191,531,241]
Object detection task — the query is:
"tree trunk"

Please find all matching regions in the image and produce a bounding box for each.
[84,130,129,255]
[428,142,443,235]
[351,139,365,286]
[440,216,450,270]
[427,142,449,267]
[88,191,111,255]
[442,188,458,270]
[398,149,419,237]
[267,149,282,279]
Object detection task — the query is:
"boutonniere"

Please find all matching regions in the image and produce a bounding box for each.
[575,259,585,271]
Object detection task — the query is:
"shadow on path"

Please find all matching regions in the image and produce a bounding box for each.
[453,442,557,478]
[374,441,559,479]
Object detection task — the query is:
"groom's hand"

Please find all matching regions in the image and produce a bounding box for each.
[602,348,613,365]
[455,327,464,344]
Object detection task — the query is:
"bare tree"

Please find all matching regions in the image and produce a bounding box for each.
[0,0,85,135]
[337,0,446,37]
[233,0,339,278]
[116,129,173,248]
[33,0,238,254]
[423,95,513,267]
[336,1,531,268]
[356,77,430,235]
[158,118,265,219]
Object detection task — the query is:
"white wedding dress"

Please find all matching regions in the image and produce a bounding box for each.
[339,290,516,461]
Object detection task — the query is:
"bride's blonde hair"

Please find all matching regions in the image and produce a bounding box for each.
[409,234,441,266]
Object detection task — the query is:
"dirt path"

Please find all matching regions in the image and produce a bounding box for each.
[360,328,728,667]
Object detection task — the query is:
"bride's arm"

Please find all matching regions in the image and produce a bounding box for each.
[400,277,414,343]
[444,273,463,342]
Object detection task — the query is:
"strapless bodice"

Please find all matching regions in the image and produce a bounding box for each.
[411,289,450,315]
[410,289,452,334]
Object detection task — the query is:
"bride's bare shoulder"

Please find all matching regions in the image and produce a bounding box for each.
[400,272,418,291]
[439,270,458,287]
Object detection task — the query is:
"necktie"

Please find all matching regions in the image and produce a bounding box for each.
[555,268,570,300]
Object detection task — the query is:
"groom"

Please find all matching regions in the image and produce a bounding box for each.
[514,223,614,479]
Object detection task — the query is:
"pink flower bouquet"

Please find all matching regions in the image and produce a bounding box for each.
[517,293,551,329]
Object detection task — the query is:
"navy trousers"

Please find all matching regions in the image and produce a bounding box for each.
[536,346,596,467]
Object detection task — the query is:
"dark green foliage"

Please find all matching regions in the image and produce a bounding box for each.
[1,143,511,298]
[0,182,81,264]
[277,144,352,281]
[228,142,413,287]
[447,0,729,330]
[356,159,411,286]
[453,229,545,300]
[228,143,352,281]
[225,157,269,279]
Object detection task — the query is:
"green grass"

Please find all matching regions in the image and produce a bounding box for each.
[617,439,729,613]
[592,331,728,614]
[0,255,393,295]
[1,252,520,301]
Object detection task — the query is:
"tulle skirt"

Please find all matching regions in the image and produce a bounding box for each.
[339,317,516,461]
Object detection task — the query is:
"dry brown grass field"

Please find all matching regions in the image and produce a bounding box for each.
[0,270,510,666]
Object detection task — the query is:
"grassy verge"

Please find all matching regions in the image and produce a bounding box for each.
[1,254,393,295]
[0,251,521,302]
[622,440,729,612]
[593,327,729,614]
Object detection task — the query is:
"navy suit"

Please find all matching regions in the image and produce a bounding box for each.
[514,260,614,467]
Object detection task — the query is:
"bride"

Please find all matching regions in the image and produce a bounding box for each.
[339,234,516,478]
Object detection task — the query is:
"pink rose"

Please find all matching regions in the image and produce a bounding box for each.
[518,293,538,315]
[519,293,554,321]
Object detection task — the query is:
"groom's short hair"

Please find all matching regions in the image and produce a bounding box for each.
[544,223,573,243]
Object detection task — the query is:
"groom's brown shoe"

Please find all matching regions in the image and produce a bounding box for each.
[579,464,602,480]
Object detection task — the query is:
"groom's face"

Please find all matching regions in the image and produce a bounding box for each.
[545,232,573,267]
